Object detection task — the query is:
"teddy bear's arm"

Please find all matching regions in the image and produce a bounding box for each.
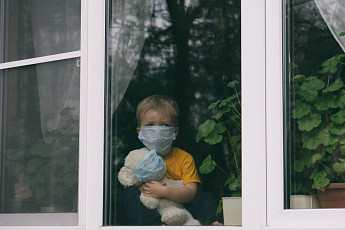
[118,167,141,187]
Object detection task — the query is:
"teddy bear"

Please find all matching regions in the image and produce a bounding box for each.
[118,147,201,226]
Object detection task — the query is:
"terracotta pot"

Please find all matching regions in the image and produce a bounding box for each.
[312,183,345,208]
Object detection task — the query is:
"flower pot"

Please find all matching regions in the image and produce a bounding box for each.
[312,183,345,208]
[222,197,242,226]
[290,195,320,209]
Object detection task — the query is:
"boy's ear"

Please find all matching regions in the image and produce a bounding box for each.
[136,127,140,134]
[174,127,180,136]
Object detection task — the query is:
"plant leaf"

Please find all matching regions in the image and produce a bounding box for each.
[297,113,321,131]
[318,54,345,74]
[311,153,322,164]
[299,90,318,101]
[227,80,239,88]
[216,199,223,216]
[331,110,345,124]
[333,161,345,173]
[315,96,331,110]
[196,119,215,141]
[302,131,321,150]
[208,100,221,110]
[330,124,345,135]
[318,127,339,146]
[292,102,311,119]
[313,171,330,189]
[300,77,325,91]
[228,177,241,191]
[202,122,226,145]
[213,107,230,120]
[323,79,344,93]
[326,145,336,153]
[339,135,345,145]
[291,74,305,83]
[199,155,216,174]
[204,132,223,145]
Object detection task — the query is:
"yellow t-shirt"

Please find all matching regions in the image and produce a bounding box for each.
[164,147,201,184]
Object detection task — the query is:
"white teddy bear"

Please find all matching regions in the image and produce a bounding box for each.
[118,147,201,226]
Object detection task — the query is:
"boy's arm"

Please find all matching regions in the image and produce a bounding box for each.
[141,181,198,203]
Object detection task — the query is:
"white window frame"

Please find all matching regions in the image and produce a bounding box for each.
[81,0,105,228]
[3,0,345,229]
[265,0,345,229]
[0,52,81,228]
[0,0,83,228]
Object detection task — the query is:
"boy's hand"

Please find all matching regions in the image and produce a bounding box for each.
[141,181,167,198]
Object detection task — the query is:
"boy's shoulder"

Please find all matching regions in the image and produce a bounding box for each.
[172,147,194,159]
[173,147,189,154]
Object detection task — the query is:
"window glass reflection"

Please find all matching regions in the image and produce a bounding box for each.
[1,0,80,63]
[0,58,80,214]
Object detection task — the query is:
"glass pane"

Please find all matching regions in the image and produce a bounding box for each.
[285,0,345,209]
[0,58,80,216]
[104,0,241,226]
[1,0,80,63]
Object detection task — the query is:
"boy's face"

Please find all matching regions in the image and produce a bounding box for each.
[136,109,179,136]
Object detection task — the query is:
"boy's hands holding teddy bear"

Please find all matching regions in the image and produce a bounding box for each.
[140,181,198,204]
[140,181,166,198]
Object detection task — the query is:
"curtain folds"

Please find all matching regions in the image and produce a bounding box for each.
[110,0,153,114]
[30,0,81,133]
[314,0,345,52]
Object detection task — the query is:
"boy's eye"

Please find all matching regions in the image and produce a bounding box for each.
[162,124,170,127]
[145,124,153,126]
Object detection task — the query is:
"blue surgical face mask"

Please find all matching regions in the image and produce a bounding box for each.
[138,126,176,155]
[132,149,166,182]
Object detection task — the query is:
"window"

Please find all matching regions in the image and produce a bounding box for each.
[265,0,345,227]
[0,0,81,226]
[285,0,345,210]
[104,0,241,226]
[2,1,345,229]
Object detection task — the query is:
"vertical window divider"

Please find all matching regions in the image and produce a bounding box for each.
[241,0,267,228]
[82,0,106,229]
[78,0,88,227]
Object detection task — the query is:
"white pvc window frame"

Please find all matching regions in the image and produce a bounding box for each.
[3,0,345,229]
[0,51,81,70]
[265,0,345,229]
[0,55,81,228]
[0,1,85,229]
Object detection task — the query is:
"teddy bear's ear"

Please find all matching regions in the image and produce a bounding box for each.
[118,167,141,187]
[124,148,150,169]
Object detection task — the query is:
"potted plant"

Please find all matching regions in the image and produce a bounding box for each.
[291,52,345,208]
[195,80,241,224]
[4,107,79,212]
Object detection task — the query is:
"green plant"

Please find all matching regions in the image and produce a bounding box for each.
[196,80,241,214]
[291,53,345,192]
[4,107,79,211]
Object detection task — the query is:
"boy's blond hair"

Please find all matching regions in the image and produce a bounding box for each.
[136,95,179,127]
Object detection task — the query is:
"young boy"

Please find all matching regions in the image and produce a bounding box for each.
[119,95,218,225]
